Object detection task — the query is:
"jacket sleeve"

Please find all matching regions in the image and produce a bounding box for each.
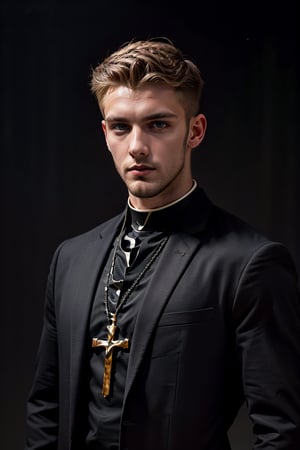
[232,242,300,449]
[24,243,63,450]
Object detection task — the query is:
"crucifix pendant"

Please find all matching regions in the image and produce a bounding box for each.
[92,313,129,397]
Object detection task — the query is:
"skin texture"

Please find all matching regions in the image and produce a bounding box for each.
[101,85,207,210]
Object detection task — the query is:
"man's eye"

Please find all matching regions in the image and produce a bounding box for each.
[152,121,167,129]
[111,123,129,131]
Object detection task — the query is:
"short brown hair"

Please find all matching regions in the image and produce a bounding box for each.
[90,38,204,118]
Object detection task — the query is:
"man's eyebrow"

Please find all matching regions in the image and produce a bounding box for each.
[144,112,178,120]
[104,116,127,123]
[104,112,178,122]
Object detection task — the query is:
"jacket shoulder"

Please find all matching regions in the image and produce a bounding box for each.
[52,212,123,260]
[206,203,296,268]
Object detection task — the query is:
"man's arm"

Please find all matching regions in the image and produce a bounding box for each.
[233,242,300,449]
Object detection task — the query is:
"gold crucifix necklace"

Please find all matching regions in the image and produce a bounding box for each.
[92,220,168,397]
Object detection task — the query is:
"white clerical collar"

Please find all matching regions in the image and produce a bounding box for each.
[128,180,198,213]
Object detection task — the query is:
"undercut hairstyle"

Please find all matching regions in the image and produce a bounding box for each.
[90,38,204,119]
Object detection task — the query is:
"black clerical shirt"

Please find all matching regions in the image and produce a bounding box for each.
[87,218,167,449]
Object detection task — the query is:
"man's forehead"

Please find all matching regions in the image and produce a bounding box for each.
[104,111,178,123]
[102,85,183,120]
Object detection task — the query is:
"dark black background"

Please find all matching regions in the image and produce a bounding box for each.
[1,1,299,448]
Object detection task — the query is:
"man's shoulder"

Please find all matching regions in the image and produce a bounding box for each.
[195,187,271,248]
[212,204,268,239]
[208,205,283,254]
[54,212,123,256]
[207,202,293,264]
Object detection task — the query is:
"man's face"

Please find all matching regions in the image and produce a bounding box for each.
[101,85,206,210]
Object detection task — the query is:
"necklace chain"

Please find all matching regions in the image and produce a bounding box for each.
[104,232,168,322]
[131,211,152,232]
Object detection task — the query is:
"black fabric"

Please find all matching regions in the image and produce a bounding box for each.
[87,232,168,448]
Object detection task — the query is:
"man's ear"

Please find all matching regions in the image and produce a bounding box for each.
[101,120,111,151]
[101,119,107,136]
[188,113,207,149]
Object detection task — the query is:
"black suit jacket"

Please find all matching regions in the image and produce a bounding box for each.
[25,189,300,450]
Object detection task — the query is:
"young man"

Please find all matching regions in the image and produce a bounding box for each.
[25,38,300,450]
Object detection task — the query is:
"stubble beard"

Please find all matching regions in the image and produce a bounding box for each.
[127,140,189,201]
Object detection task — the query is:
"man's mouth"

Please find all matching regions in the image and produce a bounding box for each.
[128,165,154,176]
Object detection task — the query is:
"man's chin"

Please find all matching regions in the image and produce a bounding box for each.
[127,180,160,199]
[128,185,160,200]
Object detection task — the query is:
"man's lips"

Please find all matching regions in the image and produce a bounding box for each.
[127,165,155,175]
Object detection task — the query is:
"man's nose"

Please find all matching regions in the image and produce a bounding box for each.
[128,127,149,158]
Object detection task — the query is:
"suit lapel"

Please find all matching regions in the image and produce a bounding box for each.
[68,215,124,425]
[124,231,203,400]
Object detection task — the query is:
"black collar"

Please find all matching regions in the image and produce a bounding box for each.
[127,186,212,234]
